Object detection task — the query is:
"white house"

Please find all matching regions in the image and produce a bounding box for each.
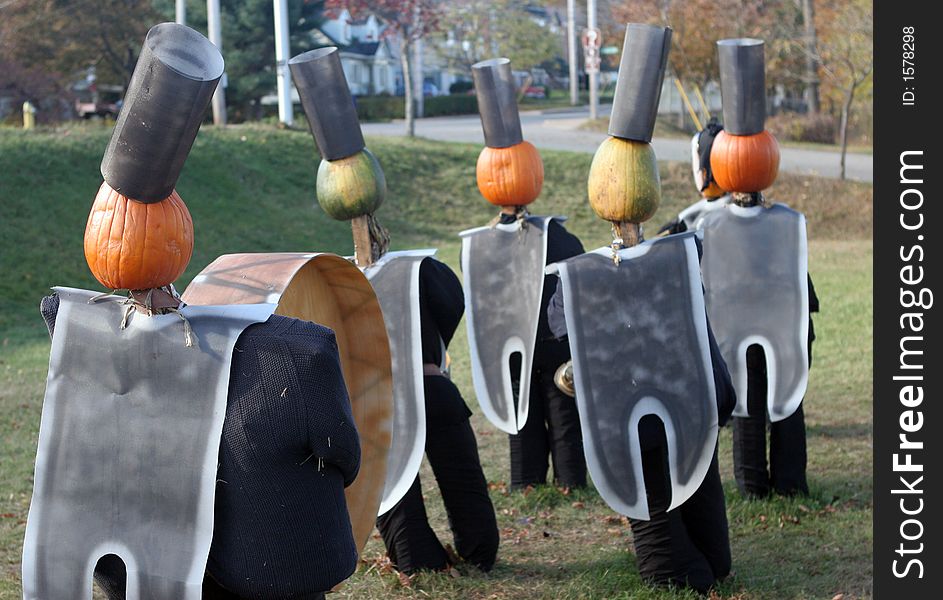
[314,9,396,96]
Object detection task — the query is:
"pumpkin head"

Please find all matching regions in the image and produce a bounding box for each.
[587,136,661,224]
[316,148,387,221]
[476,140,544,206]
[84,182,194,290]
[710,129,780,193]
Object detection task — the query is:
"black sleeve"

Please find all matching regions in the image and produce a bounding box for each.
[706,318,736,426]
[538,221,585,341]
[657,217,687,236]
[546,220,585,264]
[547,278,568,340]
[808,274,819,313]
[296,329,362,487]
[418,258,465,364]
[40,293,59,339]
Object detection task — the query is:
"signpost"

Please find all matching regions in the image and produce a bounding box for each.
[582,24,601,119]
[582,27,602,74]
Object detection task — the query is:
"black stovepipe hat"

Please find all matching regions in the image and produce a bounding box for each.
[608,23,673,143]
[472,58,523,149]
[289,47,365,161]
[100,22,224,203]
[717,38,766,136]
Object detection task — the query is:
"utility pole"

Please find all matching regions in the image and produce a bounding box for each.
[587,0,598,120]
[175,0,185,25]
[273,0,293,126]
[207,0,227,125]
[412,4,424,118]
[567,0,577,105]
[801,0,821,113]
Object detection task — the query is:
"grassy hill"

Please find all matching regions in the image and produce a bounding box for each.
[0,124,872,599]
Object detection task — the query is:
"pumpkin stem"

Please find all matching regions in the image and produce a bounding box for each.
[367,213,390,262]
[120,286,195,346]
[732,191,767,208]
[351,215,373,267]
[352,213,390,267]
[610,221,641,265]
[129,287,182,312]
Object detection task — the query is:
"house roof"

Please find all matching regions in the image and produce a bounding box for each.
[309,28,338,47]
[345,41,381,56]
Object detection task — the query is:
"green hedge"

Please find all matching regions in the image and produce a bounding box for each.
[424,95,478,117]
[354,94,479,122]
[355,96,404,122]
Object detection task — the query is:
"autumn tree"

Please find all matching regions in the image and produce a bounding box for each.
[328,0,441,137]
[799,0,821,113]
[434,0,560,75]
[816,0,872,178]
[1,0,161,102]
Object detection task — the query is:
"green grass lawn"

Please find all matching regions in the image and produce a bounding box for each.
[0,124,872,599]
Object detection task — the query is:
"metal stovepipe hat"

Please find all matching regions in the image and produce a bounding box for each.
[717,38,766,135]
[289,47,366,161]
[472,58,523,148]
[608,23,673,143]
[100,22,224,203]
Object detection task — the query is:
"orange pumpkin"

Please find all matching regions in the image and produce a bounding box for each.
[84,182,194,290]
[710,130,780,193]
[476,140,544,206]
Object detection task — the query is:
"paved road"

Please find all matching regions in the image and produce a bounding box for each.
[362,106,873,183]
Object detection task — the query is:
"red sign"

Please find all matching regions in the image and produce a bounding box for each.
[582,27,602,74]
[581,27,602,50]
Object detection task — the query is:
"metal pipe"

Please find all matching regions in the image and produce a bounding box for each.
[567,0,577,106]
[175,0,186,25]
[207,0,227,125]
[587,0,597,120]
[273,0,293,126]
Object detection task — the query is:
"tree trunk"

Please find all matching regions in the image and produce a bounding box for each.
[801,0,821,114]
[839,85,853,180]
[400,38,415,137]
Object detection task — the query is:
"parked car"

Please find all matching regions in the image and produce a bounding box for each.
[74,83,123,119]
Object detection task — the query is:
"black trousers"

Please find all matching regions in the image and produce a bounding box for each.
[93,558,328,600]
[376,375,499,573]
[628,418,731,594]
[508,340,586,489]
[732,343,811,498]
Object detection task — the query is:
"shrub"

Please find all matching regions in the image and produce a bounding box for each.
[766,112,837,144]
[352,95,478,121]
[449,80,474,94]
[355,95,405,122]
[423,95,478,117]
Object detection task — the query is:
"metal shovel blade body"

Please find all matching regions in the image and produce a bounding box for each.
[363,250,436,515]
[699,203,809,421]
[22,288,273,600]
[548,234,718,520]
[460,216,559,434]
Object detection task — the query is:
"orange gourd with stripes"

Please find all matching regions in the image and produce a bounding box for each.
[476,140,544,206]
[84,182,194,290]
[710,130,780,193]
